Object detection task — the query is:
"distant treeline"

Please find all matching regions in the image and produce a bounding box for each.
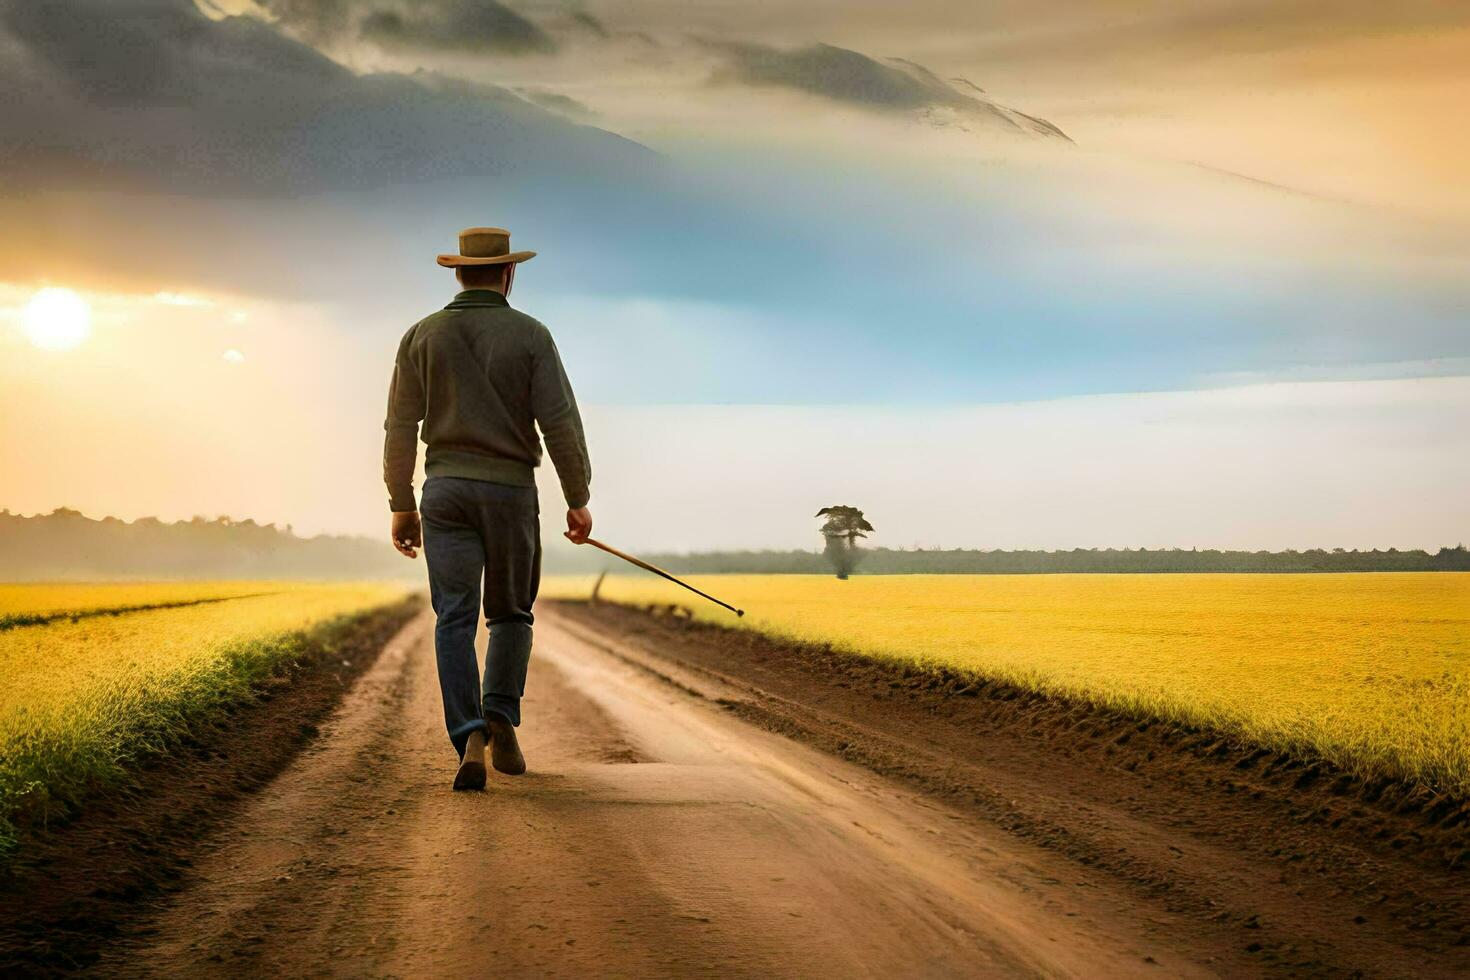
[4,507,1466,579]
[550,544,1470,575]
[0,508,407,581]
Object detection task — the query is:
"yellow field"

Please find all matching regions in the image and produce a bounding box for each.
[545,573,1470,795]
[0,582,411,853]
[0,581,281,627]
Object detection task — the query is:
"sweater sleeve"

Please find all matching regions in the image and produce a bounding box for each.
[383,329,426,512]
[530,325,592,509]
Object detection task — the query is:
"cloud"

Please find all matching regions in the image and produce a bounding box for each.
[357,1,555,55]
[516,87,596,119]
[948,76,987,96]
[2,0,1463,411]
[567,9,609,40]
[247,0,351,44]
[0,0,646,194]
[252,0,555,55]
[705,40,949,110]
[703,40,1069,141]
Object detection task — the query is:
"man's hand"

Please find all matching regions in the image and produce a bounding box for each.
[391,511,422,558]
[564,506,593,545]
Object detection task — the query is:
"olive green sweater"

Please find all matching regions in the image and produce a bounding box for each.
[383,290,591,512]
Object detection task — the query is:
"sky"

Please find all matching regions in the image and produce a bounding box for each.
[0,0,1466,552]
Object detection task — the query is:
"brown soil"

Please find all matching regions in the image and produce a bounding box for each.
[77,606,1246,977]
[0,597,422,974]
[554,599,1470,978]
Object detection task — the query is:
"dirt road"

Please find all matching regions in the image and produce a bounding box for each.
[98,606,1260,977]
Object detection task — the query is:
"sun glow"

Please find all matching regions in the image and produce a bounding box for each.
[24,288,92,351]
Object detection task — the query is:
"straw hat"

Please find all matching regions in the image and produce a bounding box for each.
[436,227,536,267]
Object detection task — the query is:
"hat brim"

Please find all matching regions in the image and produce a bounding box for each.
[437,251,536,267]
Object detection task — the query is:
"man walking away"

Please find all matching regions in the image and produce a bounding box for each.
[383,227,593,790]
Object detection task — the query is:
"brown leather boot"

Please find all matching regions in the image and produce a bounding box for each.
[487,715,526,775]
[453,729,488,790]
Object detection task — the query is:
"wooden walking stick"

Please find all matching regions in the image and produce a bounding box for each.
[569,535,745,617]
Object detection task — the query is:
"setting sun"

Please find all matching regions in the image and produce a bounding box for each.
[24,287,91,351]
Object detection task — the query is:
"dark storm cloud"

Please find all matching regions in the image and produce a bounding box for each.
[358,1,555,55]
[255,0,555,55]
[703,40,1069,140]
[3,0,343,106]
[252,0,353,44]
[0,0,646,195]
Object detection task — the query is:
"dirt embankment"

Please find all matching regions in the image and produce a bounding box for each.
[0,597,423,974]
[555,600,1470,977]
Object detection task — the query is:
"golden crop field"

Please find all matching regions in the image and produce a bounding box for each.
[0,581,280,628]
[0,582,410,854]
[545,573,1470,795]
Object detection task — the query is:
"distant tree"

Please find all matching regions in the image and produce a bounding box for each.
[815,505,874,580]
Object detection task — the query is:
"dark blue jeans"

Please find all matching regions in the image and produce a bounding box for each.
[420,476,541,756]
